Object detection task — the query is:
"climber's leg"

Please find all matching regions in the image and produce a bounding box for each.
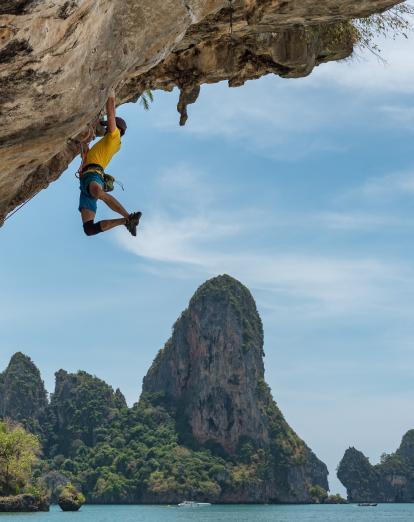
[78,179,140,237]
[89,182,129,219]
[80,210,126,236]
[99,217,127,232]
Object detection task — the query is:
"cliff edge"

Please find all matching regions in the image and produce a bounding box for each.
[0,0,402,224]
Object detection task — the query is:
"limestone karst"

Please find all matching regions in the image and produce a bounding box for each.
[338,431,414,502]
[0,275,329,503]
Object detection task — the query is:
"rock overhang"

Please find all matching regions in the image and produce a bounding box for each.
[0,0,404,224]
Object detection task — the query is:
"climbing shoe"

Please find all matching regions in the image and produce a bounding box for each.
[125,212,142,237]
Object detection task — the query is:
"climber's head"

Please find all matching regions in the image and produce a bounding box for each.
[115,117,127,137]
[99,117,127,137]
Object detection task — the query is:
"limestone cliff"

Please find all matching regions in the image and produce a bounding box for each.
[338,431,414,502]
[0,0,403,224]
[0,352,48,433]
[0,275,329,503]
[143,274,328,502]
[47,369,127,454]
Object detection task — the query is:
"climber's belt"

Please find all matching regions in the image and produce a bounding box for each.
[81,163,115,193]
[82,163,104,180]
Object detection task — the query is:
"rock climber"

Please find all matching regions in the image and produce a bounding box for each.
[78,94,141,237]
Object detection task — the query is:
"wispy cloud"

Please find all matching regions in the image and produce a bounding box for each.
[150,33,414,162]
[153,79,349,160]
[379,104,414,128]
[341,170,414,201]
[115,163,414,316]
[309,32,414,94]
[316,210,412,230]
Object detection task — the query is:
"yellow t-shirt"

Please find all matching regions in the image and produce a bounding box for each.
[85,128,121,169]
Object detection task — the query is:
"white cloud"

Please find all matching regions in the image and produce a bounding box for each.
[343,169,414,201]
[153,79,349,160]
[380,104,414,128]
[149,30,414,162]
[115,164,414,316]
[308,29,414,94]
[316,210,411,230]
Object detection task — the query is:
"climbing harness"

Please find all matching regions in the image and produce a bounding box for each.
[3,106,123,224]
[81,163,124,193]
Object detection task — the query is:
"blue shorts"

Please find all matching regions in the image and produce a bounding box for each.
[78,172,104,213]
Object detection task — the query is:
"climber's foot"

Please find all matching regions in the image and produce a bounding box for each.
[125,212,142,237]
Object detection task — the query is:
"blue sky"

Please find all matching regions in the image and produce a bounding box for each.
[2,33,414,494]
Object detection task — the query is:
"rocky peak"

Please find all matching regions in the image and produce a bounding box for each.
[396,430,414,463]
[48,369,126,454]
[338,435,414,503]
[0,352,48,431]
[143,274,266,453]
[143,274,328,501]
[337,447,384,502]
[0,0,403,224]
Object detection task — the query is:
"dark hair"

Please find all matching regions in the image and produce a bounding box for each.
[99,117,127,137]
[115,117,127,136]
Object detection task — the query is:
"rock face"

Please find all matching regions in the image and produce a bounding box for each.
[0,0,403,224]
[0,494,49,513]
[143,274,328,502]
[0,352,48,433]
[58,484,85,512]
[338,431,414,502]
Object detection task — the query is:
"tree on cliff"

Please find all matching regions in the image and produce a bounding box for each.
[0,421,40,496]
[354,3,414,56]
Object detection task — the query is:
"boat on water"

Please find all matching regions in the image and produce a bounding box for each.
[178,501,212,507]
[357,503,377,507]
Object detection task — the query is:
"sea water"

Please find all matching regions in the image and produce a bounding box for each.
[1,504,414,522]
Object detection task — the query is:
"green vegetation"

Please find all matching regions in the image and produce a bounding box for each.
[190,274,264,355]
[309,485,328,503]
[0,353,48,435]
[307,4,413,62]
[140,90,154,111]
[0,421,40,496]
[0,276,328,503]
[58,483,85,511]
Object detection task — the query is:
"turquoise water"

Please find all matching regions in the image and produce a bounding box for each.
[1,504,414,522]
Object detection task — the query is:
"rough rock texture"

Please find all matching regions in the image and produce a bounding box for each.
[143,274,328,502]
[0,0,403,224]
[0,494,49,513]
[338,431,414,502]
[39,472,71,504]
[0,352,48,433]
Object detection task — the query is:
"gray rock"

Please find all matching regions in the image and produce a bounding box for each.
[0,494,49,512]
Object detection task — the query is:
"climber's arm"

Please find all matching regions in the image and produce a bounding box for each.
[106,96,117,133]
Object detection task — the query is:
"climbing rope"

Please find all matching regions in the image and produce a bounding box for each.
[4,193,37,222]
[4,120,96,223]
[4,99,115,223]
